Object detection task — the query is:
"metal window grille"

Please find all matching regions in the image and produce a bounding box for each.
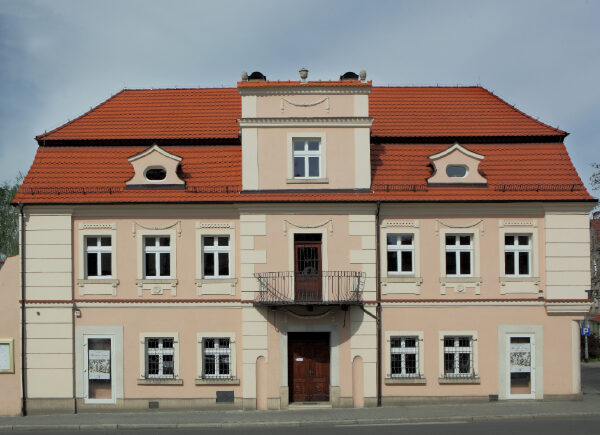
[145,337,175,379]
[292,139,321,179]
[504,234,531,276]
[202,236,230,278]
[85,236,112,278]
[203,338,231,379]
[445,234,473,277]
[390,336,420,378]
[143,236,171,278]
[386,234,414,274]
[443,336,474,378]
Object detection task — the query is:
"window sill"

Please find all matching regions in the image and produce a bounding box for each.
[137,378,183,385]
[196,278,237,296]
[440,277,482,284]
[385,377,426,385]
[136,279,178,296]
[77,279,119,296]
[500,277,540,283]
[286,178,329,184]
[438,376,480,385]
[195,378,240,386]
[383,276,423,285]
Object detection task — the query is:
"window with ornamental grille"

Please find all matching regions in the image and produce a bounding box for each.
[445,234,472,277]
[443,336,474,378]
[387,234,414,274]
[390,336,419,378]
[85,236,112,278]
[203,338,231,379]
[145,337,174,379]
[504,235,531,276]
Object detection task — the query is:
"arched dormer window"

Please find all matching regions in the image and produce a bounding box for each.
[125,144,185,189]
[427,143,487,185]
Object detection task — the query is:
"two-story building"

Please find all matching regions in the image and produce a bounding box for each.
[1,69,595,414]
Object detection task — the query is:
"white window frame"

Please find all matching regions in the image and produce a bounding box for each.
[196,332,237,383]
[195,223,237,296]
[504,234,532,277]
[84,236,113,279]
[83,334,116,404]
[438,331,479,382]
[292,138,321,179]
[444,233,473,277]
[77,224,118,296]
[386,234,415,275]
[0,338,14,374]
[505,333,536,399]
[138,332,180,382]
[286,132,327,183]
[135,227,178,296]
[143,235,172,279]
[202,235,231,279]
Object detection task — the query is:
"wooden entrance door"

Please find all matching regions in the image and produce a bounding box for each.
[294,234,322,301]
[288,333,330,402]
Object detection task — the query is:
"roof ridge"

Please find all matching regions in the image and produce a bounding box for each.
[36,89,128,142]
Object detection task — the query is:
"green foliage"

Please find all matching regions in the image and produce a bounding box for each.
[0,174,23,259]
[592,162,600,192]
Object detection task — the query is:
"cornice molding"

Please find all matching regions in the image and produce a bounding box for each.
[239,87,371,96]
[238,117,373,128]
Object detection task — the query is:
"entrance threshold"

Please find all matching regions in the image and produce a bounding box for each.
[288,402,332,409]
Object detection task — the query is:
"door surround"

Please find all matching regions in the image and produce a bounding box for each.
[280,321,340,391]
[497,325,543,400]
[75,326,124,403]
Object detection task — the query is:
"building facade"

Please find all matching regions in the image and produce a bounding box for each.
[1,70,596,414]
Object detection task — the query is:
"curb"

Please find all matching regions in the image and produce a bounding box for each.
[1,411,600,431]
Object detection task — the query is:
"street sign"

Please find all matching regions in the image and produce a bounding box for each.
[581,327,591,336]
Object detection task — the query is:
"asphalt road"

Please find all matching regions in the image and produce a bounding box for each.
[2,417,600,435]
[582,361,600,394]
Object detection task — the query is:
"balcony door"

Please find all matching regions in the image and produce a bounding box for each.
[294,234,322,301]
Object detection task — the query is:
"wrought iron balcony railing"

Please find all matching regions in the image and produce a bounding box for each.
[254,271,364,306]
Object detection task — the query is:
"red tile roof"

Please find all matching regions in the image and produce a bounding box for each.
[14,143,593,204]
[36,86,564,141]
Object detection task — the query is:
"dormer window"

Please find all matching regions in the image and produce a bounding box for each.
[446,165,468,178]
[126,144,184,189]
[144,167,167,182]
[293,139,321,179]
[427,143,486,185]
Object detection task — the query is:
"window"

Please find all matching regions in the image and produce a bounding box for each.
[387,234,414,274]
[202,236,230,278]
[443,336,474,378]
[145,337,174,379]
[390,336,419,378]
[504,235,530,276]
[446,165,468,178]
[445,234,472,276]
[144,236,170,278]
[144,166,167,182]
[85,236,112,278]
[293,139,321,178]
[203,338,231,379]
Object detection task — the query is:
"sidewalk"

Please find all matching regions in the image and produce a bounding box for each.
[1,393,600,431]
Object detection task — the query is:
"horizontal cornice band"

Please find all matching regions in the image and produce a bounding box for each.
[238,117,374,128]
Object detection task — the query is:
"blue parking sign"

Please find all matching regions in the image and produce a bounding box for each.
[582,327,591,336]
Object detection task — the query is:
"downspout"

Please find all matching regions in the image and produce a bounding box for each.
[18,203,27,416]
[375,201,382,407]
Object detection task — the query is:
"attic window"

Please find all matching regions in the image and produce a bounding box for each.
[446,165,467,178]
[145,167,167,182]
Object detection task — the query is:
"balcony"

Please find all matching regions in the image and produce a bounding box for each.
[253,271,365,306]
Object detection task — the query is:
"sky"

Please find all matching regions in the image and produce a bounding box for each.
[0,0,599,197]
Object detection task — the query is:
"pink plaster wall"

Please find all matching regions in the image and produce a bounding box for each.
[0,256,22,415]
[76,306,242,398]
[256,94,355,118]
